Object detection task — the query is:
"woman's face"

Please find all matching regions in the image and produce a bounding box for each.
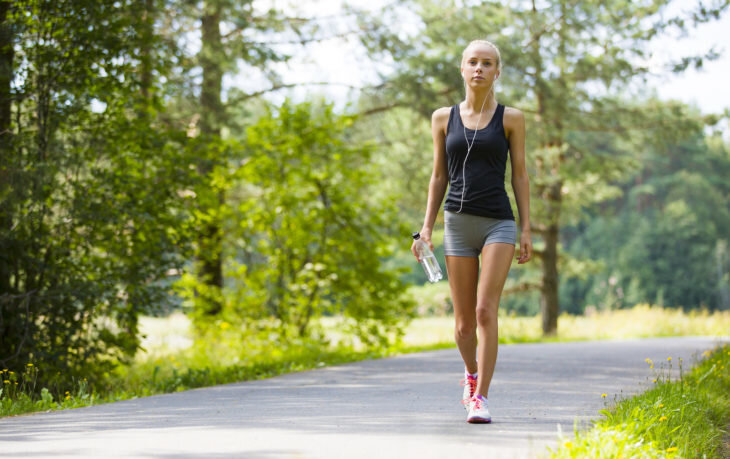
[461,43,500,89]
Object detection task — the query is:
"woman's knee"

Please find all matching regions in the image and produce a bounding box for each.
[475,302,498,327]
[454,320,477,340]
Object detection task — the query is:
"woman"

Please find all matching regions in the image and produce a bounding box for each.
[411,39,532,424]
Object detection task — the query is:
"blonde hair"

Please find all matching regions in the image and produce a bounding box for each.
[461,39,502,72]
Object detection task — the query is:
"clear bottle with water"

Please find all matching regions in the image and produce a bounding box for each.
[412,232,443,283]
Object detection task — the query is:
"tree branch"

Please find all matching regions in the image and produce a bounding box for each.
[227,81,371,104]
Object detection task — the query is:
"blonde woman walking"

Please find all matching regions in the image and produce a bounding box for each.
[411,39,532,423]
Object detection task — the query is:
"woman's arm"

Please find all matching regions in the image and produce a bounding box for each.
[412,107,450,258]
[505,107,532,264]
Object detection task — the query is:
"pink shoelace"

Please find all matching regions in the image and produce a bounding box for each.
[460,375,477,404]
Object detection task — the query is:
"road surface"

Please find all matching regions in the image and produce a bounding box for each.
[0,337,725,458]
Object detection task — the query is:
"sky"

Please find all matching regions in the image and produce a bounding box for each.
[649,1,730,115]
[243,0,730,116]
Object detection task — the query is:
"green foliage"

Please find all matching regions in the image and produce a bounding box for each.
[351,107,435,225]
[0,0,197,388]
[407,281,452,316]
[160,0,345,319]
[550,345,730,458]
[177,101,415,347]
[562,131,730,311]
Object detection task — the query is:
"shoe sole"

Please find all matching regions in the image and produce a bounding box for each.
[467,417,492,424]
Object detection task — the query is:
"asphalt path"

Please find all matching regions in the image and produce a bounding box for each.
[0,336,726,459]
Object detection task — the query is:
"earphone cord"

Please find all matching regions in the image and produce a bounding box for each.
[458,93,489,213]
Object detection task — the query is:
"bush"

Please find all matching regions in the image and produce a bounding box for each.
[177,101,416,348]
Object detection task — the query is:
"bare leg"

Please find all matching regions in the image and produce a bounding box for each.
[474,242,515,398]
[445,255,479,374]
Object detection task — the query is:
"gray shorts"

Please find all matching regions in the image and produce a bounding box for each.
[444,210,517,257]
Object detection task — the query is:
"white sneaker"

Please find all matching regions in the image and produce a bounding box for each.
[461,374,477,410]
[467,395,491,423]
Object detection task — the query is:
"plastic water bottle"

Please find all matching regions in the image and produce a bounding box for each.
[412,232,443,283]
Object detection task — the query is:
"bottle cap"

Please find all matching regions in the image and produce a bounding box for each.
[412,232,420,240]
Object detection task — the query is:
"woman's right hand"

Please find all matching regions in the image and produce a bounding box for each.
[411,229,434,261]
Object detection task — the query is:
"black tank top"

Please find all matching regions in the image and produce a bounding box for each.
[443,103,514,220]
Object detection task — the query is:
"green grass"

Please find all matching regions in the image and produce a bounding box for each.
[0,365,98,417]
[548,345,730,458]
[2,305,728,420]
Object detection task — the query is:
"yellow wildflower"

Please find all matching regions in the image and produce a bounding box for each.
[652,379,657,383]
[220,321,230,330]
[8,371,13,375]
[65,395,71,400]
[659,416,668,422]
[26,363,33,367]
[667,357,672,361]
[3,380,9,384]
[666,447,678,453]
[645,358,653,365]
[601,393,607,398]
[658,404,664,408]
[2,369,7,372]
[564,441,573,449]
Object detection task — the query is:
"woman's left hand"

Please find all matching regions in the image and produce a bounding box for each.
[516,231,532,264]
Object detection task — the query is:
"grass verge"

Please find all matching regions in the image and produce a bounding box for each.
[548,344,730,458]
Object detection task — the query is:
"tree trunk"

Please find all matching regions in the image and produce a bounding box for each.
[139,0,154,102]
[0,0,14,298]
[197,1,224,315]
[540,183,561,335]
[536,0,568,336]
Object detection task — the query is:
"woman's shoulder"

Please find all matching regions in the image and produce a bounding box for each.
[502,105,525,126]
[501,105,525,139]
[431,106,452,130]
[432,106,452,121]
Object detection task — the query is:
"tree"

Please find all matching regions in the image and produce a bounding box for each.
[563,115,730,311]
[0,0,196,386]
[164,0,319,317]
[176,101,415,347]
[0,1,13,299]
[353,0,728,334]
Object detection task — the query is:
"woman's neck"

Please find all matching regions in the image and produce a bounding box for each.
[463,89,496,113]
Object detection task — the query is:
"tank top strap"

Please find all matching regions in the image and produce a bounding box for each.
[493,103,505,131]
[446,104,460,136]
